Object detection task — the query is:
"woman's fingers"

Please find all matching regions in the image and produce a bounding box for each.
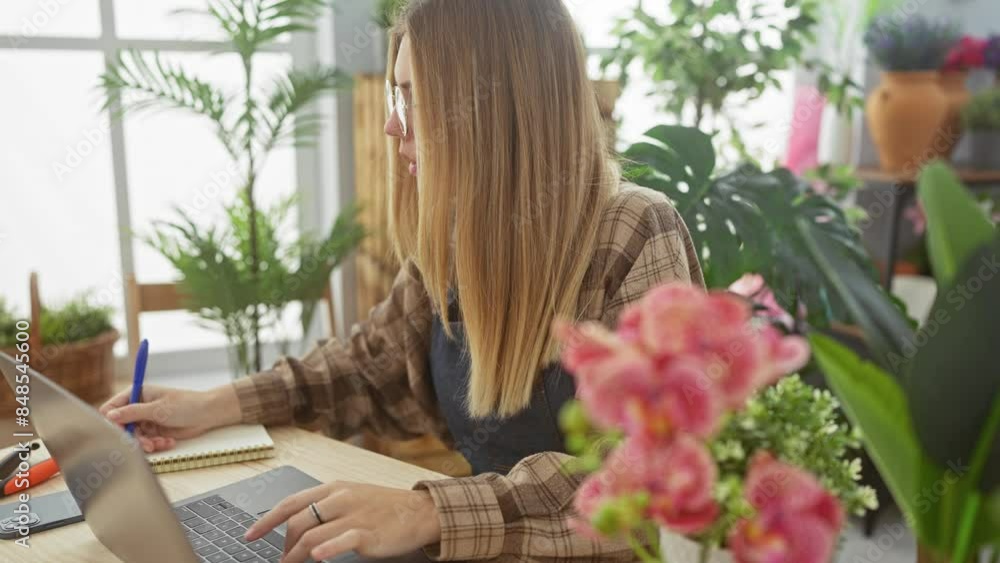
[245,484,331,541]
[282,518,355,563]
[99,388,134,416]
[107,401,163,426]
[312,529,376,562]
[280,493,351,556]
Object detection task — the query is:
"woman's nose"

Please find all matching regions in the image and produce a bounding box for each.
[384,113,402,138]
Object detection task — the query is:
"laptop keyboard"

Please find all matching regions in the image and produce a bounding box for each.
[174,495,286,563]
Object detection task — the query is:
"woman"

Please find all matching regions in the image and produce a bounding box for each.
[101,1,703,561]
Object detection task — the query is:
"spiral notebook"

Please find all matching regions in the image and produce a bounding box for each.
[146,424,276,474]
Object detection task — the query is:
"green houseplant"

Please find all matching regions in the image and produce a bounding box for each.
[601,0,861,161]
[802,162,1000,562]
[961,88,1000,169]
[622,124,876,330]
[0,292,118,408]
[99,0,365,376]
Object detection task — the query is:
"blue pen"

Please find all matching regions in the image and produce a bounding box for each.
[125,339,149,436]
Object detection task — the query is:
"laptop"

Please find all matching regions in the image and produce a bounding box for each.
[0,352,429,563]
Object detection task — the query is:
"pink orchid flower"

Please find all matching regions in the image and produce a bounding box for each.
[729,452,844,563]
[573,436,720,537]
[558,283,810,430]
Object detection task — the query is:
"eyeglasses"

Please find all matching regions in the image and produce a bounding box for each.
[385,80,409,137]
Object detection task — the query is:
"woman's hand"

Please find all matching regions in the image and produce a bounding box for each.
[99,384,242,453]
[245,482,442,563]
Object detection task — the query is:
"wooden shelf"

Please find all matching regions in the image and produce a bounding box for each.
[856,166,1000,185]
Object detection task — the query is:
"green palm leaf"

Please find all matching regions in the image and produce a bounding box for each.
[99,49,237,157]
[260,65,352,150]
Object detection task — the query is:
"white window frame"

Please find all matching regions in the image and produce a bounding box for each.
[0,0,360,377]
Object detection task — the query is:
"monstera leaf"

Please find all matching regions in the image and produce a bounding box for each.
[624,125,874,328]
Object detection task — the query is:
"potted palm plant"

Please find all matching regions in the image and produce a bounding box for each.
[863,14,961,171]
[99,0,365,376]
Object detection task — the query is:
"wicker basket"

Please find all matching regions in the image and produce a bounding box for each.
[0,273,120,411]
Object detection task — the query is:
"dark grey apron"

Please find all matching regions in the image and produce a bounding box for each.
[429,290,576,475]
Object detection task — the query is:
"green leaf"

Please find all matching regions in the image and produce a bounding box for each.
[641,125,716,192]
[810,333,943,540]
[918,162,997,287]
[797,220,915,372]
[625,125,877,330]
[907,237,1000,493]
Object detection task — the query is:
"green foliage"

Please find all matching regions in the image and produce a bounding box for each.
[808,164,1000,557]
[803,163,863,201]
[98,0,357,373]
[624,125,873,329]
[144,193,365,376]
[375,0,407,29]
[918,162,997,286]
[0,296,114,348]
[961,88,1000,132]
[712,376,878,518]
[810,335,937,539]
[601,0,861,157]
[0,299,19,348]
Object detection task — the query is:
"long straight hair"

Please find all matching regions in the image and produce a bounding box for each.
[387,0,619,418]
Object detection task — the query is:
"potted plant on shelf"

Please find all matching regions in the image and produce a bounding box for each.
[939,36,985,158]
[99,0,365,377]
[961,88,1000,170]
[863,14,961,171]
[800,162,1000,562]
[553,285,875,563]
[0,284,118,409]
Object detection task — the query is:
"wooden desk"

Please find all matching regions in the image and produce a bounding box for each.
[0,427,446,562]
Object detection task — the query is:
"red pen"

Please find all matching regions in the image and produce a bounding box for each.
[2,458,59,495]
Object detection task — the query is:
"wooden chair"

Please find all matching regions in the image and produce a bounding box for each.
[124,274,338,361]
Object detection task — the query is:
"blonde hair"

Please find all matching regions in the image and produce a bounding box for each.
[387,0,619,418]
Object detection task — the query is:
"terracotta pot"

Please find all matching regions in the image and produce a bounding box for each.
[937,71,971,159]
[866,72,950,173]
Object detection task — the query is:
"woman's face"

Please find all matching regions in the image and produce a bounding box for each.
[385,36,418,177]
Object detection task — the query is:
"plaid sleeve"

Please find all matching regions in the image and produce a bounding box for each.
[231,260,442,441]
[413,453,634,562]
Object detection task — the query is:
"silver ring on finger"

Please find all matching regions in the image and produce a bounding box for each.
[309,502,326,526]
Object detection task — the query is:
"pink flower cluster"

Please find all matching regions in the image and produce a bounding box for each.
[556,283,842,563]
[729,453,845,563]
[945,36,988,71]
[944,35,1000,71]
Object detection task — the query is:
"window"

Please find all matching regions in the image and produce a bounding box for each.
[0,1,323,370]
[0,50,120,331]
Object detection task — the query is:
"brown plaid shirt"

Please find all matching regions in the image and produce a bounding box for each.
[232,183,704,561]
